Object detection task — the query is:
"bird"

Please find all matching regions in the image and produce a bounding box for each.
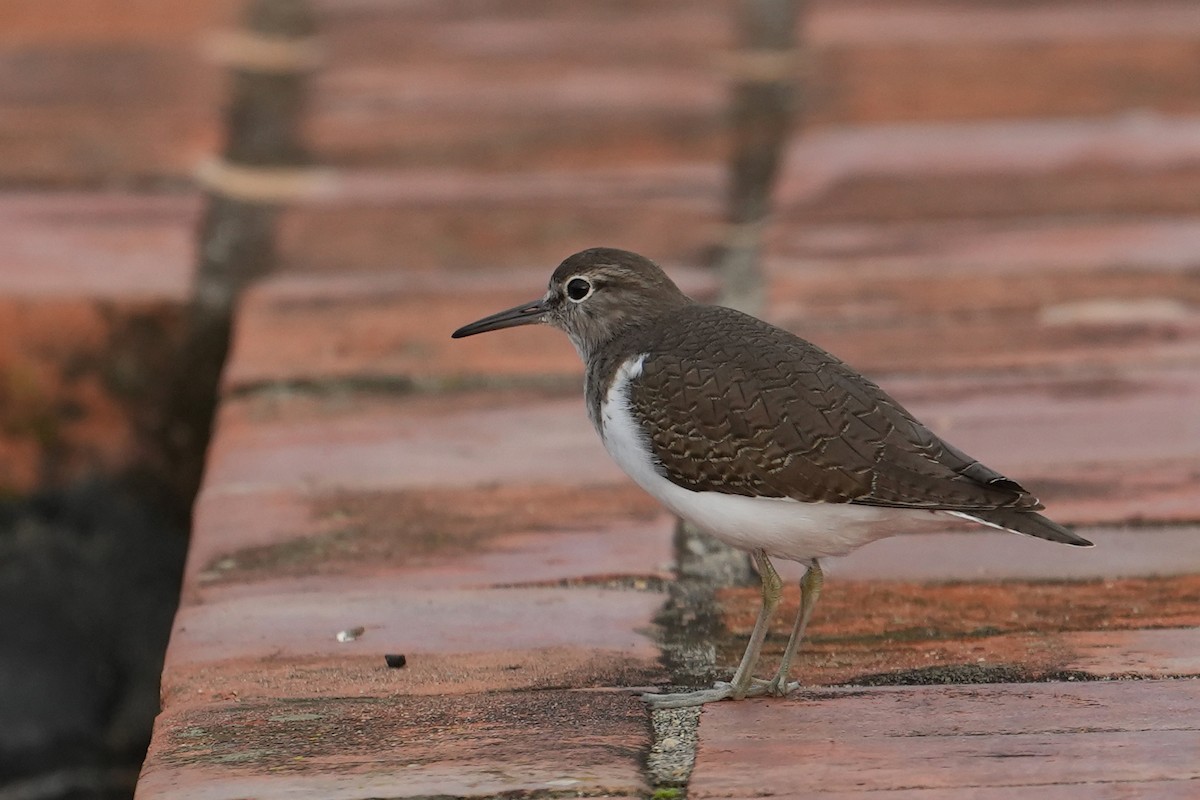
[451,247,1092,707]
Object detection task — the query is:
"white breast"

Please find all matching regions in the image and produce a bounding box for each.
[597,354,941,562]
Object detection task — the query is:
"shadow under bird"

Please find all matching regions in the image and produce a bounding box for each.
[452,247,1092,708]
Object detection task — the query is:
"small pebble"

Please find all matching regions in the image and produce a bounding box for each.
[385,653,407,669]
[336,626,365,642]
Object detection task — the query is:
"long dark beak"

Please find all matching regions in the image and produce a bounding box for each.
[451,298,549,338]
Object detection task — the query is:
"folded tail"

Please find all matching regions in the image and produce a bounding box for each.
[947,509,1093,547]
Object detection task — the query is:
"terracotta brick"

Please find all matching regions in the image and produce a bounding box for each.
[813,0,1200,42]
[185,489,316,580]
[225,268,582,388]
[0,192,199,296]
[811,39,1200,126]
[203,391,624,495]
[767,217,1200,326]
[714,574,1200,688]
[1066,628,1200,677]
[317,0,725,72]
[278,200,721,274]
[738,782,1200,800]
[765,216,1200,375]
[163,578,662,678]
[276,165,722,273]
[0,1,238,44]
[201,495,670,587]
[161,649,654,709]
[0,192,197,491]
[773,312,1200,378]
[834,525,1200,582]
[0,36,227,182]
[0,107,221,184]
[808,1,1200,124]
[307,1,726,169]
[310,76,723,172]
[876,366,1200,468]
[690,681,1200,797]
[304,0,1200,166]
[139,690,649,799]
[0,297,184,491]
[158,556,666,725]
[773,217,1200,276]
[186,483,671,587]
[0,1,237,182]
[779,115,1200,222]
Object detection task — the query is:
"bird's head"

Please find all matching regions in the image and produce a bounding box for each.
[451,248,691,359]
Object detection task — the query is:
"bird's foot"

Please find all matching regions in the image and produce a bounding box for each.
[642,678,800,708]
[761,676,800,697]
[743,677,801,698]
[642,683,736,708]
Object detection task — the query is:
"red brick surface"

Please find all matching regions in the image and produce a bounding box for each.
[165,580,663,686]
[137,378,676,791]
[689,682,1200,798]
[14,0,1181,797]
[779,115,1200,222]
[303,0,1200,173]
[186,484,671,586]
[141,390,670,793]
[1066,628,1200,677]
[766,216,1200,374]
[0,191,198,492]
[0,2,237,183]
[276,165,724,273]
[834,526,1200,582]
[0,192,199,296]
[203,392,623,494]
[808,1,1200,124]
[306,0,727,170]
[716,573,1200,689]
[140,690,650,799]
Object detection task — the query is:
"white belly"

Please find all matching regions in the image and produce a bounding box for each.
[597,354,942,562]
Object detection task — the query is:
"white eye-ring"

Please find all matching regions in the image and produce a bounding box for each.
[566,277,593,302]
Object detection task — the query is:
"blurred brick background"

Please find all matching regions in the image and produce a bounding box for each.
[1,1,1198,797]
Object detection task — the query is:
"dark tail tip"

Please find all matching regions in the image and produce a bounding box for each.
[956,509,1093,547]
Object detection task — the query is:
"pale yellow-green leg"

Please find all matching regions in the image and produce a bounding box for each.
[764,559,823,697]
[727,550,784,697]
[644,550,783,708]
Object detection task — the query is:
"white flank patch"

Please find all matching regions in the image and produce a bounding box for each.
[598,354,946,563]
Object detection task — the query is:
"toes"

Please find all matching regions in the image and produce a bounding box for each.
[642,685,734,708]
[642,678,801,707]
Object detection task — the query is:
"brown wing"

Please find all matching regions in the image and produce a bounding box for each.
[623,305,1041,511]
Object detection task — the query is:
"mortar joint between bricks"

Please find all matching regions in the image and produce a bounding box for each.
[643,519,754,790]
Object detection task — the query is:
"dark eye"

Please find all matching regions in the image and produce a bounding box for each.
[566,277,592,302]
